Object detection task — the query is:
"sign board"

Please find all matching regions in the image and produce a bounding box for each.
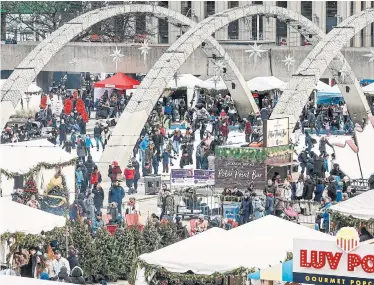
[293,227,374,285]
[170,169,194,185]
[193,170,215,185]
[215,158,265,189]
[263,117,289,147]
[170,169,214,185]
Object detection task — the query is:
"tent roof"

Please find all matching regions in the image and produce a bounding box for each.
[0,198,66,235]
[139,227,233,275]
[93,72,140,89]
[167,74,203,89]
[140,216,333,275]
[329,190,374,220]
[0,139,77,175]
[316,80,330,91]
[247,76,285,92]
[317,84,342,97]
[198,76,227,90]
[363,82,374,94]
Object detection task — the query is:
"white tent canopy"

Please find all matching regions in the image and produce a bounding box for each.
[137,216,333,278]
[0,139,77,174]
[329,190,374,220]
[362,82,374,94]
[316,80,330,91]
[247,76,286,92]
[0,198,66,235]
[0,275,58,285]
[166,74,203,89]
[317,84,342,97]
[198,76,227,90]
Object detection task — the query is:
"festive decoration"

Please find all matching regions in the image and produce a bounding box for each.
[138,39,151,65]
[22,176,39,203]
[363,48,374,63]
[75,98,89,122]
[282,54,296,71]
[213,59,226,73]
[41,171,70,216]
[133,259,255,285]
[328,210,374,228]
[215,145,293,161]
[40,95,47,109]
[110,46,124,72]
[64,98,73,115]
[0,159,77,179]
[244,43,267,66]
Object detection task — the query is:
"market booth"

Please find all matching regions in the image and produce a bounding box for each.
[165,74,203,107]
[0,139,77,203]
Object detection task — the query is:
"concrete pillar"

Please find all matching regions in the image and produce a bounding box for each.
[264,1,276,43]
[36,71,53,93]
[148,16,158,44]
[363,1,370,47]
[168,1,181,44]
[238,1,251,40]
[313,1,326,35]
[215,1,228,40]
[191,1,204,23]
[289,1,301,46]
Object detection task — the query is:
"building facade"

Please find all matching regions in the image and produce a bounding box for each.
[146,1,374,47]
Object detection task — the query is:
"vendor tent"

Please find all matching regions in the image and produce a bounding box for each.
[329,190,374,220]
[316,80,330,91]
[316,84,344,104]
[166,74,203,89]
[138,227,230,275]
[0,198,66,235]
[198,76,227,90]
[0,139,77,201]
[0,275,58,285]
[362,82,374,94]
[247,76,285,92]
[93,72,140,89]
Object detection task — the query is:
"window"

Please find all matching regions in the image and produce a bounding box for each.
[158,2,169,44]
[360,1,365,47]
[251,1,263,40]
[136,14,147,34]
[14,175,24,189]
[326,1,337,33]
[181,1,192,17]
[205,1,215,18]
[276,1,288,45]
[300,1,313,45]
[228,1,239,39]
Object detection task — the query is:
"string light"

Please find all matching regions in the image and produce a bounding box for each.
[310,250,326,269]
[347,253,361,271]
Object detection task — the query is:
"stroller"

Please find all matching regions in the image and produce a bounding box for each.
[282,202,299,223]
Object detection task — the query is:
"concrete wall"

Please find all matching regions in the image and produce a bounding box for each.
[1,42,374,81]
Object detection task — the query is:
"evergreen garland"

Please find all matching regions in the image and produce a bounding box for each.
[157,222,180,248]
[141,221,162,254]
[113,227,131,279]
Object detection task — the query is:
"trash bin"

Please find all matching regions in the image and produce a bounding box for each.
[144,175,161,195]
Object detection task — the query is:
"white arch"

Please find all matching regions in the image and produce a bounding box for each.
[0,4,258,128]
[100,5,372,173]
[272,9,374,127]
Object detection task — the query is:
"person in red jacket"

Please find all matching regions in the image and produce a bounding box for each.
[111,161,122,183]
[124,163,136,194]
[244,118,253,143]
[90,166,102,186]
[219,122,229,142]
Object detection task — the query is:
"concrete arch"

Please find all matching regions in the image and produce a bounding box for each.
[272,9,374,127]
[0,4,258,128]
[100,5,371,171]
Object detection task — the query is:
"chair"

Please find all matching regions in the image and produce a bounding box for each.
[125,214,144,231]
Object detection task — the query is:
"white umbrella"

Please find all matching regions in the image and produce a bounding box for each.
[0,198,66,235]
[198,76,227,90]
[166,74,203,89]
[247,76,285,92]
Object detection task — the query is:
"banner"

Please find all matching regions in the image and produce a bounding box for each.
[170,169,193,185]
[193,170,215,185]
[293,227,374,285]
[215,157,265,189]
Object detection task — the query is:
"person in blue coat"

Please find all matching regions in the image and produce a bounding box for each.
[305,131,313,152]
[139,135,150,167]
[314,178,325,202]
[164,103,172,116]
[84,134,94,155]
[71,130,77,149]
[108,181,125,214]
[152,154,160,175]
[321,197,332,232]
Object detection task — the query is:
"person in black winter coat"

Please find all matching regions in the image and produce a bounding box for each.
[330,164,345,179]
[368,174,374,189]
[67,246,79,271]
[59,120,68,146]
[179,151,190,169]
[303,176,315,200]
[313,154,325,178]
[327,178,337,201]
[70,266,85,284]
[63,140,73,153]
[78,117,86,135]
[359,227,374,242]
[84,155,95,186]
[132,158,141,191]
[92,183,104,212]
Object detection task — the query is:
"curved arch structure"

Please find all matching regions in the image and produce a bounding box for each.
[100,5,372,173]
[0,4,258,128]
[272,9,374,127]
